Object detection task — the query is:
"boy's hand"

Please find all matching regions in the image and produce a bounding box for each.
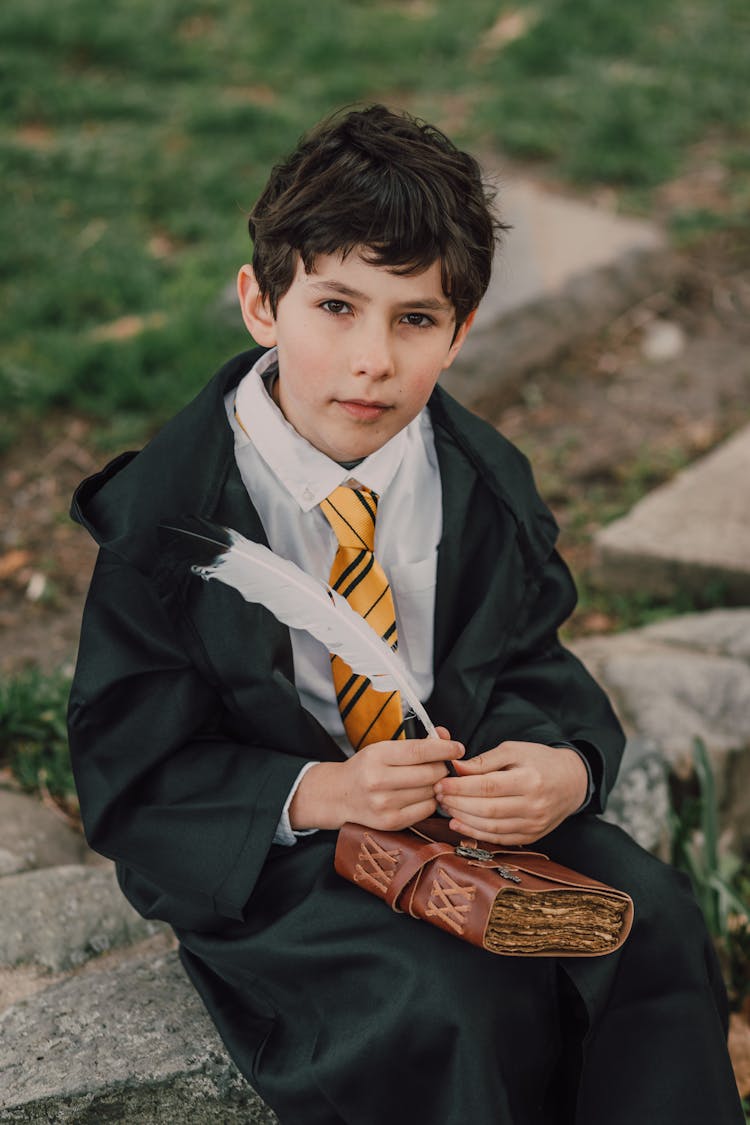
[434,741,588,846]
[289,727,464,832]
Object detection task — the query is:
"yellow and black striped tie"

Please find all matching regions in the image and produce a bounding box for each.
[320,485,405,751]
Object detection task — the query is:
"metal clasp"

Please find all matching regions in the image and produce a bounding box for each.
[455,844,494,862]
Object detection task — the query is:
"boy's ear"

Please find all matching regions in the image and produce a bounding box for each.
[442,309,477,370]
[237,264,277,345]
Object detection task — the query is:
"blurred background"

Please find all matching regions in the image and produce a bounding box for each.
[0,0,749,1103]
[2,0,747,437]
[3,0,747,659]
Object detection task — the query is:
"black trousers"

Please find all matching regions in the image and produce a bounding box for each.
[178,816,744,1125]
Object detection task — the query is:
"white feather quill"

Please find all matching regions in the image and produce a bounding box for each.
[164,519,438,739]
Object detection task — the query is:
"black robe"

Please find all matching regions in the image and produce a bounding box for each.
[68,349,743,1124]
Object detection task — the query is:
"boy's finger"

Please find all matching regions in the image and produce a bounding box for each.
[388,784,440,807]
[447,814,532,845]
[387,737,464,765]
[401,797,444,825]
[438,793,528,820]
[381,763,453,789]
[451,744,513,774]
[436,768,525,799]
[434,725,452,741]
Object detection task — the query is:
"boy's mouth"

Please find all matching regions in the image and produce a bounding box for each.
[337,399,392,421]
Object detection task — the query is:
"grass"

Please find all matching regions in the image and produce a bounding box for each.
[671,740,750,1014]
[1,0,748,442]
[0,665,78,817]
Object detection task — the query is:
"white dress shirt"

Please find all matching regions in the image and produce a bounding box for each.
[225,347,442,842]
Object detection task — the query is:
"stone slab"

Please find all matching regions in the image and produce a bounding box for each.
[0,965,65,1015]
[477,181,665,322]
[442,178,670,412]
[0,789,88,877]
[572,608,750,851]
[594,423,750,603]
[572,633,750,770]
[0,865,165,972]
[638,608,750,661]
[602,737,670,860]
[0,951,277,1124]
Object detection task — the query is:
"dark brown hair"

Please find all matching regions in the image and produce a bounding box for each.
[248,105,507,328]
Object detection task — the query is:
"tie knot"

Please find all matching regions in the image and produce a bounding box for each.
[320,486,379,551]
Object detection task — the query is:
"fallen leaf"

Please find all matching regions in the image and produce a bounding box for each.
[77,219,108,251]
[224,84,278,107]
[38,773,83,832]
[729,1011,750,1098]
[15,122,56,149]
[0,766,20,788]
[178,14,216,40]
[479,7,538,53]
[89,312,166,342]
[147,233,178,259]
[580,611,616,634]
[0,550,32,580]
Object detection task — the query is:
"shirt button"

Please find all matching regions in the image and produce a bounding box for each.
[303,486,314,501]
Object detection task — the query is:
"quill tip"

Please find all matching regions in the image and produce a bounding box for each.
[158,517,233,567]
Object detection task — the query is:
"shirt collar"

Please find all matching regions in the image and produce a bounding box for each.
[232,347,410,512]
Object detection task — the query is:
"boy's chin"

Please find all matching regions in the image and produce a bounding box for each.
[316,418,398,464]
[323,437,388,464]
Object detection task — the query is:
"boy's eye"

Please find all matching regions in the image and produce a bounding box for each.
[321,300,350,316]
[402,312,435,328]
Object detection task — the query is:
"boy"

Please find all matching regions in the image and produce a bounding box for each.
[68,106,743,1123]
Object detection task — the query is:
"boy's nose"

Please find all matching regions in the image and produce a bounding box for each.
[349,325,395,379]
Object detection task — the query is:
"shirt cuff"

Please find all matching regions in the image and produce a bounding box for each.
[551,742,594,813]
[273,761,321,846]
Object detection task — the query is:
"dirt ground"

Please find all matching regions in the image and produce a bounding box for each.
[1,239,749,676]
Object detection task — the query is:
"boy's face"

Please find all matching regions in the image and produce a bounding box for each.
[238,249,474,463]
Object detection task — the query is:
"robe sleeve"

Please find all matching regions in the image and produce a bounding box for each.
[471,548,624,814]
[68,549,318,927]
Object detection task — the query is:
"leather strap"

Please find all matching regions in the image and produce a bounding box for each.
[383,839,455,910]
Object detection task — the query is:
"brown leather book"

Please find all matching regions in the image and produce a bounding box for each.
[335,818,634,957]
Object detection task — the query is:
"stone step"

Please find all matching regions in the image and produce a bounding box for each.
[0,864,164,973]
[0,789,89,877]
[572,608,750,853]
[600,736,671,860]
[593,422,750,604]
[0,950,276,1124]
[442,178,670,413]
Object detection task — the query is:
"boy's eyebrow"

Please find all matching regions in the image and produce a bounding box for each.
[307,279,452,312]
[397,297,453,312]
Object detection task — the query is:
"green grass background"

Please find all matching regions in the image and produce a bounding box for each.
[1,0,748,446]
